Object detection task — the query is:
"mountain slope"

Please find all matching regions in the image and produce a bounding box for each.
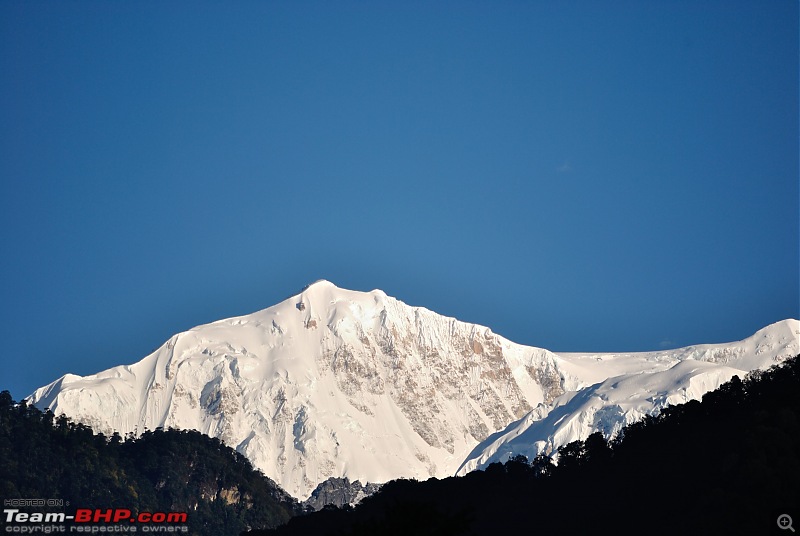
[28,281,799,499]
[29,281,564,498]
[458,318,799,473]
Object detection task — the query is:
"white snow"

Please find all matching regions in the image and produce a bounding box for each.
[27,281,800,499]
[457,319,800,474]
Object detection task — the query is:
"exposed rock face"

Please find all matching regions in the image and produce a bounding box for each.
[302,477,382,511]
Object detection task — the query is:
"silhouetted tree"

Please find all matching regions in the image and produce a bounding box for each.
[529,454,555,478]
[556,439,586,471]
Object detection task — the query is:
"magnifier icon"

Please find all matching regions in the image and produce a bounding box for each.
[778,514,795,532]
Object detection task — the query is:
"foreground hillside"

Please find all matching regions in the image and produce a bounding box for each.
[0,394,301,535]
[250,355,800,536]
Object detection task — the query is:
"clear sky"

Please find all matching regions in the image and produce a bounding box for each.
[1,1,797,400]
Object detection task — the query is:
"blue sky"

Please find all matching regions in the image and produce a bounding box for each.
[1,1,797,400]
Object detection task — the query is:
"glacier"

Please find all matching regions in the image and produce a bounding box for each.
[28,280,800,499]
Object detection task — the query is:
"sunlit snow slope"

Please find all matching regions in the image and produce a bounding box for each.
[457,319,800,474]
[28,281,799,499]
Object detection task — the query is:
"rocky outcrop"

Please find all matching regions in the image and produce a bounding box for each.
[302,477,382,511]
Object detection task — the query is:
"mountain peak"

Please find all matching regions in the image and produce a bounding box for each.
[26,283,800,499]
[302,279,336,291]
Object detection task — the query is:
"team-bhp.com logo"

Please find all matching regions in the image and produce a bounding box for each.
[4,506,189,533]
[73,510,187,524]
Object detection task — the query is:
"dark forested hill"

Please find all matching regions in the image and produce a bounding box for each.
[0,394,301,535]
[249,355,800,536]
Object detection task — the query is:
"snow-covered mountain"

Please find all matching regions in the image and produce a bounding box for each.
[28,281,799,499]
[457,318,800,474]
